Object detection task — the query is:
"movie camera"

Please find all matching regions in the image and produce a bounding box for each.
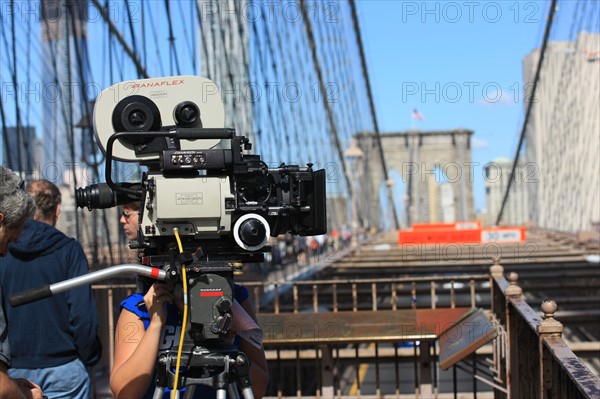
[75,75,326,257]
[11,76,327,398]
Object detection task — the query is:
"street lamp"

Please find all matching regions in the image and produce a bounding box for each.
[344,139,364,248]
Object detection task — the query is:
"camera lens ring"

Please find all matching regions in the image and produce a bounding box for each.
[112,95,162,145]
[174,101,201,128]
[233,213,270,251]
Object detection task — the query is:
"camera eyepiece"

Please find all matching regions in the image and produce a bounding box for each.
[233,213,270,251]
[174,101,201,128]
[75,183,140,210]
[112,95,161,144]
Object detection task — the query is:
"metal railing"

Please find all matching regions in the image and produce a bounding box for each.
[88,259,599,398]
[490,263,600,399]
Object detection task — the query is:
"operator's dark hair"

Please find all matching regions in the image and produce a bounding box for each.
[122,200,141,211]
[26,179,61,221]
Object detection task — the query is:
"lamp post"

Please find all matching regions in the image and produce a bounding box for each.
[344,140,364,249]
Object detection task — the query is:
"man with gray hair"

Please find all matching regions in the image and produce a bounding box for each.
[1,179,101,399]
[0,166,44,399]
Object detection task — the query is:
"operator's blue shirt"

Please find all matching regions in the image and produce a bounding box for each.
[120,284,249,399]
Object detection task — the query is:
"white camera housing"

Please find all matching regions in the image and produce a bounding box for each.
[93,75,226,163]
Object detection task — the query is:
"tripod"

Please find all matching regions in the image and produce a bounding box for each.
[154,345,253,399]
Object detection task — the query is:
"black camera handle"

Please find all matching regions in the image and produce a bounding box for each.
[105,128,236,197]
[9,264,169,307]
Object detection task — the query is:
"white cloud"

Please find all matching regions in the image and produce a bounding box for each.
[472,137,489,150]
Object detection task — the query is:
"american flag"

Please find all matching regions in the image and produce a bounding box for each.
[412,109,425,121]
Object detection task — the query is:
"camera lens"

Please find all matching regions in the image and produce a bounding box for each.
[174,101,201,128]
[112,95,161,144]
[75,183,140,210]
[75,184,116,210]
[233,213,270,251]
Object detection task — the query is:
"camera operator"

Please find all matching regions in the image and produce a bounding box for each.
[0,180,102,399]
[110,204,269,398]
[0,166,44,399]
[111,281,269,398]
[119,201,140,243]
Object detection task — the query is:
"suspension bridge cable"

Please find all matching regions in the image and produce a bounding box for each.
[178,0,196,74]
[0,8,13,166]
[250,16,281,162]
[196,1,213,79]
[141,1,147,68]
[164,0,181,75]
[232,0,254,138]
[260,15,292,161]
[64,3,81,241]
[496,0,558,225]
[330,13,376,225]
[216,6,241,126]
[147,2,166,76]
[69,6,117,265]
[90,0,148,78]
[299,0,352,195]
[349,0,400,230]
[273,14,308,164]
[9,0,25,175]
[124,0,139,69]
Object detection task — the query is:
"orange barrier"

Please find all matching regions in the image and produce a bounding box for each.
[398,224,526,245]
[412,222,480,231]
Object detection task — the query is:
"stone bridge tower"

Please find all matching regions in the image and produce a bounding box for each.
[356,129,475,228]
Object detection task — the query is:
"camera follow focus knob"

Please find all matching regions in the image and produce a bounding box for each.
[233,213,270,251]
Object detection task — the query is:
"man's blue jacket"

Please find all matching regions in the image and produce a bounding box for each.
[0,220,101,368]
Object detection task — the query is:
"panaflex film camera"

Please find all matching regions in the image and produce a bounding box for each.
[76,75,327,258]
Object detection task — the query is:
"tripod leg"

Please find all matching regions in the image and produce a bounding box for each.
[183,385,196,399]
[239,386,254,399]
[227,382,254,399]
[152,387,165,399]
[227,383,240,399]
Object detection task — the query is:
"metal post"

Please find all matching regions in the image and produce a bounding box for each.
[537,300,563,397]
[344,141,365,249]
[320,345,334,398]
[419,341,433,398]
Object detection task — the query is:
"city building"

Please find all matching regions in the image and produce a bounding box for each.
[523,32,600,232]
[485,157,529,226]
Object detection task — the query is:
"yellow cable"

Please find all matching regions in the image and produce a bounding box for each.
[171,228,188,399]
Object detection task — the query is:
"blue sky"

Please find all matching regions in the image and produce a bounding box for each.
[1,0,592,218]
[356,0,551,213]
